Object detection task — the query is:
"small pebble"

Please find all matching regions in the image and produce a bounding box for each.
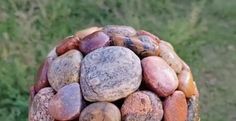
[79,102,121,121]
[75,26,102,40]
[103,25,136,37]
[121,91,163,121]
[48,50,83,91]
[49,83,83,120]
[163,91,187,121]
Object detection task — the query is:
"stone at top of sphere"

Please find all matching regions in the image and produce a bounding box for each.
[80,46,142,102]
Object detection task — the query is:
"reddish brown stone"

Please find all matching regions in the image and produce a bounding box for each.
[163,91,187,121]
[142,56,179,97]
[121,91,163,121]
[56,36,80,56]
[29,87,55,121]
[159,41,183,73]
[111,35,159,58]
[48,50,83,91]
[75,26,102,40]
[79,102,121,121]
[49,83,83,120]
[103,25,136,37]
[34,57,54,93]
[80,46,142,102]
[137,30,161,43]
[78,31,110,54]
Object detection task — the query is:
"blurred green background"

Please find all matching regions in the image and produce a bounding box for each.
[0,0,235,120]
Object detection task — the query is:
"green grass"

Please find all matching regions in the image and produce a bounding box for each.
[0,0,235,120]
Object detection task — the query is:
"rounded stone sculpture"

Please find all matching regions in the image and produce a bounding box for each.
[29,87,55,121]
[79,102,121,121]
[29,25,200,121]
[48,83,83,120]
[48,49,83,91]
[80,46,142,102]
[121,91,163,121]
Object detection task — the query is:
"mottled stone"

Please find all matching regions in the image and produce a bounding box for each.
[163,91,187,121]
[56,36,80,56]
[48,50,83,91]
[137,30,161,43]
[142,56,179,97]
[75,26,102,40]
[79,102,121,121]
[121,91,163,121]
[111,35,159,58]
[187,96,200,121]
[34,57,54,93]
[29,87,55,121]
[49,83,83,120]
[159,41,183,73]
[80,46,142,102]
[103,25,136,37]
[78,31,110,54]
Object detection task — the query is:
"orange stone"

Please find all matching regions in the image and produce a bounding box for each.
[178,69,195,98]
[56,36,80,56]
[163,91,187,121]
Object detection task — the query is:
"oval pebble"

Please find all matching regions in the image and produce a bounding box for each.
[49,83,83,120]
[29,87,55,121]
[34,57,54,93]
[121,91,163,121]
[142,56,179,97]
[48,50,83,91]
[103,25,136,37]
[78,31,110,54]
[79,102,121,121]
[56,36,80,56]
[80,46,142,102]
[159,41,183,73]
[163,91,187,121]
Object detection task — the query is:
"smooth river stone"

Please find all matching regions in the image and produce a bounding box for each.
[187,96,200,121]
[121,91,163,121]
[79,102,121,121]
[48,50,83,91]
[75,26,102,40]
[80,46,142,102]
[142,56,179,97]
[56,36,80,56]
[29,87,55,121]
[49,83,83,120]
[103,25,136,37]
[34,57,54,93]
[78,31,110,54]
[136,30,161,43]
[163,91,187,121]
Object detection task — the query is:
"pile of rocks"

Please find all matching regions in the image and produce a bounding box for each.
[29,25,200,121]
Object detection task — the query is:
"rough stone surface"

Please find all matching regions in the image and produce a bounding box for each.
[29,87,55,121]
[48,50,83,91]
[112,35,159,58]
[49,83,83,120]
[80,46,142,102]
[78,31,110,54]
[159,41,183,73]
[142,56,179,97]
[121,91,163,121]
[187,96,200,121]
[79,102,121,121]
[163,91,187,121]
[103,25,136,37]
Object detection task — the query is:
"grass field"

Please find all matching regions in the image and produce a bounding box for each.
[0,0,235,120]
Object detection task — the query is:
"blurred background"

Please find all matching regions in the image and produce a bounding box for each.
[0,0,235,120]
